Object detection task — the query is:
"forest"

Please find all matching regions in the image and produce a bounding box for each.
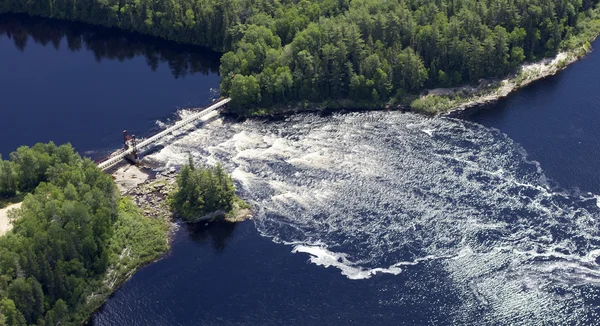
[170,158,240,222]
[1,0,599,112]
[0,143,167,325]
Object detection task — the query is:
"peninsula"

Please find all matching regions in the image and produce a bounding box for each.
[2,0,600,115]
[0,143,246,325]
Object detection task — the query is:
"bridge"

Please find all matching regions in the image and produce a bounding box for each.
[97,98,230,171]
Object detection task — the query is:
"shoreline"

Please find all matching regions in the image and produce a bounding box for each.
[1,165,252,325]
[1,12,597,120]
[243,42,594,120]
[1,10,598,323]
[113,164,252,224]
[2,11,598,121]
[438,43,594,117]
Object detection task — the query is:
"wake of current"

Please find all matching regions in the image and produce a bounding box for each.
[146,110,600,324]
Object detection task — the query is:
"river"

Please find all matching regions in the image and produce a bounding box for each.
[0,14,220,159]
[3,14,600,326]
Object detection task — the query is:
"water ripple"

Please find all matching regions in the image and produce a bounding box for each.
[146,111,600,324]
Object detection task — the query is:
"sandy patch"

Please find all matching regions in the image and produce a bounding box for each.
[452,51,578,112]
[420,48,586,115]
[0,202,22,236]
[113,165,150,195]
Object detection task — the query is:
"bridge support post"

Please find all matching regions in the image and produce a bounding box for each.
[122,130,139,164]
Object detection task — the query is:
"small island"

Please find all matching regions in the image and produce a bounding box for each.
[0,143,248,325]
[169,157,250,223]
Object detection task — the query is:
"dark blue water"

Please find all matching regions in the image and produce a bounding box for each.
[463,52,600,193]
[90,41,600,325]
[4,14,600,326]
[92,221,458,325]
[0,14,220,159]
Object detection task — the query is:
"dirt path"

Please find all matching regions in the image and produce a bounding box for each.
[0,202,21,236]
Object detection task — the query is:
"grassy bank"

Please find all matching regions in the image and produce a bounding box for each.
[0,197,169,325]
[407,41,595,116]
[386,7,600,116]
[80,198,169,324]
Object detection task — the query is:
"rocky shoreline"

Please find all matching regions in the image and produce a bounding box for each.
[241,41,594,120]
[436,44,592,116]
[112,164,252,233]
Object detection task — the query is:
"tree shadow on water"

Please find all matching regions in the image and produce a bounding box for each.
[0,13,221,77]
[184,220,237,253]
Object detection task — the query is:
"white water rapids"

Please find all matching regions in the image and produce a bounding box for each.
[145,110,600,324]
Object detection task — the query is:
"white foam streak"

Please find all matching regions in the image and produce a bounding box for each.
[146,110,600,324]
[292,245,402,279]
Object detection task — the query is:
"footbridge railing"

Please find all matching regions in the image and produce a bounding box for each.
[98,98,230,171]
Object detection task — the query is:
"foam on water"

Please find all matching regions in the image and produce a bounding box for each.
[145,111,600,324]
[422,128,434,136]
[292,245,403,279]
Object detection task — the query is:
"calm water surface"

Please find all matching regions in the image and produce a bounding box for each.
[0,14,220,158]
[3,14,600,326]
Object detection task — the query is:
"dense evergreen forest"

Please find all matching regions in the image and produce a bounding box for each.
[0,143,167,325]
[170,159,241,222]
[1,0,599,111]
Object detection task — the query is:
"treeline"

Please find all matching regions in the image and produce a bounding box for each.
[0,143,167,325]
[221,0,599,111]
[170,159,237,222]
[1,0,599,111]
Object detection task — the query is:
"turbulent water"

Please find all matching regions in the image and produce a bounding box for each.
[4,12,600,326]
[144,110,600,324]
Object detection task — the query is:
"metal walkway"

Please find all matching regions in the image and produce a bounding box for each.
[98,98,230,171]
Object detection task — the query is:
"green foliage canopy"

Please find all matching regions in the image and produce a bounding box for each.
[1,0,598,111]
[0,143,167,325]
[170,159,236,222]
